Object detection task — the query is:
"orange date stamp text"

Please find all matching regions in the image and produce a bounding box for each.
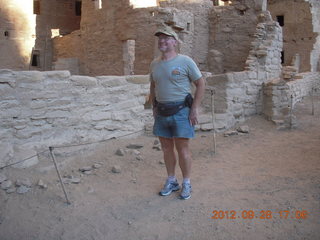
[210,210,308,220]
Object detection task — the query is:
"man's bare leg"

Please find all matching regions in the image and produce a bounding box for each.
[174,137,192,199]
[159,137,176,177]
[174,138,191,179]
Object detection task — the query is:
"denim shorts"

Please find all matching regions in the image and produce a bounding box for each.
[153,107,194,139]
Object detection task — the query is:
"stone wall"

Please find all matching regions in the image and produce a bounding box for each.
[0,0,81,71]
[268,0,316,72]
[308,0,320,72]
[0,0,36,70]
[159,0,213,70]
[53,0,212,76]
[205,19,283,130]
[208,0,263,74]
[262,72,320,128]
[0,69,149,168]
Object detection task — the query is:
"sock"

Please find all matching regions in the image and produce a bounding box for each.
[182,178,190,185]
[167,176,176,183]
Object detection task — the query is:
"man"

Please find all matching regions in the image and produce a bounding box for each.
[149,25,205,200]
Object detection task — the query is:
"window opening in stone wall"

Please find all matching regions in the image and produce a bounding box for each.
[277,15,284,27]
[220,0,231,6]
[281,51,284,64]
[130,0,157,8]
[31,50,40,67]
[33,0,40,15]
[4,31,9,37]
[239,10,245,15]
[75,1,82,16]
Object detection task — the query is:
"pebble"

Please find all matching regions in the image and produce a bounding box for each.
[92,163,102,169]
[1,180,12,190]
[16,178,32,187]
[159,160,165,165]
[136,155,143,161]
[79,166,92,172]
[16,185,31,194]
[0,173,7,183]
[126,143,144,149]
[71,177,81,184]
[153,139,161,150]
[115,149,125,156]
[6,187,16,194]
[237,125,250,133]
[111,165,121,173]
[62,178,72,184]
[153,145,162,151]
[37,179,48,189]
[224,130,238,137]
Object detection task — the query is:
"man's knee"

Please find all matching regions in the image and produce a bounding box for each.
[159,137,174,152]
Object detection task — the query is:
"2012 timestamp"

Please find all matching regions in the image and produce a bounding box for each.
[210,210,308,220]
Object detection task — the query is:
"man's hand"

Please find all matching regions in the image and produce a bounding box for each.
[189,107,198,126]
[153,107,157,118]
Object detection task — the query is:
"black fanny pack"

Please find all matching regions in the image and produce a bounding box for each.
[155,94,193,117]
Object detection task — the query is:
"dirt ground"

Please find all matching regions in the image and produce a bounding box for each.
[0,96,319,240]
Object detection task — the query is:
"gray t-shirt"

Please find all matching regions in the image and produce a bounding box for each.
[150,54,202,103]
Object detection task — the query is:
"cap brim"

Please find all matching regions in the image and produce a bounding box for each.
[154,31,177,40]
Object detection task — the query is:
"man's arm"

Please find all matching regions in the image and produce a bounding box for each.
[189,77,205,125]
[149,80,157,117]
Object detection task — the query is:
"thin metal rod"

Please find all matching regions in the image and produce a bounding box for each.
[289,95,293,129]
[49,147,71,204]
[210,89,217,155]
[311,87,315,116]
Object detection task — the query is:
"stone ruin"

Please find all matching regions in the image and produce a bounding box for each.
[0,0,320,168]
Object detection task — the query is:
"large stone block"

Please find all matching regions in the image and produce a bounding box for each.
[97,76,127,87]
[90,111,112,121]
[125,75,149,84]
[43,71,71,80]
[0,143,14,168]
[16,71,43,83]
[0,69,16,87]
[70,75,97,87]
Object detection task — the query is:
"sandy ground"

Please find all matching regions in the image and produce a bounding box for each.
[0,96,319,240]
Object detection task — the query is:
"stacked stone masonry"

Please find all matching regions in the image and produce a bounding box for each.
[262,72,320,128]
[205,19,283,130]
[0,69,149,168]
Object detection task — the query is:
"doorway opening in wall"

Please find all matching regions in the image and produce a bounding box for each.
[4,31,9,37]
[31,50,40,67]
[276,15,284,27]
[281,51,285,64]
[33,0,40,15]
[75,1,82,16]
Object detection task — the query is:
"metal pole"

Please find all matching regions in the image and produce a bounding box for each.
[49,147,71,204]
[209,88,217,155]
[289,95,293,129]
[311,87,315,116]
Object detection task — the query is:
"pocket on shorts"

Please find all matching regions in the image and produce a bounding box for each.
[174,107,189,120]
